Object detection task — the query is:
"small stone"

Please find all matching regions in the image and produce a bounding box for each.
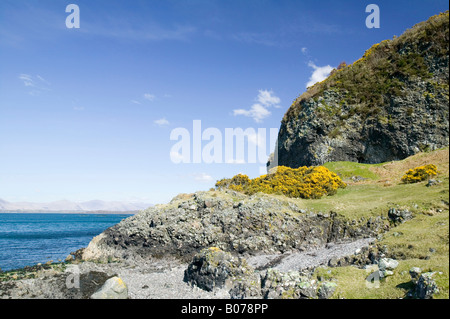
[378,258,399,271]
[328,257,339,267]
[426,179,441,187]
[388,208,412,224]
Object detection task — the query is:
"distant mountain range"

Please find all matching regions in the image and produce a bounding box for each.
[0,198,152,213]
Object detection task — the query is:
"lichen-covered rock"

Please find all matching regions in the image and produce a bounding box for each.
[184,247,261,299]
[261,268,318,299]
[318,282,338,299]
[388,208,413,225]
[415,272,439,299]
[82,190,384,263]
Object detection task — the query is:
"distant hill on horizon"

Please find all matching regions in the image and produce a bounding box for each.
[0,198,152,213]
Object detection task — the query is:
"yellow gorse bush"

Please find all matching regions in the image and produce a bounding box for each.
[401,164,439,183]
[215,166,346,199]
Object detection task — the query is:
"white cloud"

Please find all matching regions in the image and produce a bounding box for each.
[131,100,141,105]
[306,61,334,88]
[143,93,156,101]
[193,173,213,182]
[301,47,308,54]
[233,104,271,123]
[233,90,281,123]
[154,118,169,126]
[257,89,281,108]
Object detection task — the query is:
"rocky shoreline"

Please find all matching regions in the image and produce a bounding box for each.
[0,190,440,299]
[0,237,378,299]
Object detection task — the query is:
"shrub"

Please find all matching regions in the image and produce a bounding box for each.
[215,174,251,192]
[401,164,438,183]
[215,166,346,199]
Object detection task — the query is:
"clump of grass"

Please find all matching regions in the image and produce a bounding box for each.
[323,161,381,181]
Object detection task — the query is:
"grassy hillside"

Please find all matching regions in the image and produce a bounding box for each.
[312,148,449,299]
[308,148,450,219]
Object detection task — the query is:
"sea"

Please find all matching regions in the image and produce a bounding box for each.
[0,213,132,271]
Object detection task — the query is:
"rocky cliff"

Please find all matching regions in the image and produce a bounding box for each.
[274,12,449,169]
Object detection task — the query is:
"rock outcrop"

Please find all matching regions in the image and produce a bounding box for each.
[274,12,449,169]
[81,190,386,263]
[184,247,261,299]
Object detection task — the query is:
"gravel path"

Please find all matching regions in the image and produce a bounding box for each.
[247,238,375,272]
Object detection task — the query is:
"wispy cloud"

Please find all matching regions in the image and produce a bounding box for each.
[36,75,51,86]
[143,93,156,101]
[233,90,281,123]
[306,61,334,88]
[131,100,141,105]
[193,173,213,183]
[82,20,197,42]
[232,32,277,46]
[18,74,51,95]
[19,74,34,87]
[154,118,169,126]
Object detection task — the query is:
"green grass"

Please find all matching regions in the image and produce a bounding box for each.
[323,161,382,180]
[289,176,448,221]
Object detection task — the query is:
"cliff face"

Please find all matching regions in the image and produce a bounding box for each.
[275,12,449,168]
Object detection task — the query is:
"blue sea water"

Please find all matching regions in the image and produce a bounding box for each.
[0,213,132,271]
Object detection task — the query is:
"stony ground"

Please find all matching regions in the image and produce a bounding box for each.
[0,237,376,299]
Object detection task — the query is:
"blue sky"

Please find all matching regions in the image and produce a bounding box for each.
[0,0,448,204]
